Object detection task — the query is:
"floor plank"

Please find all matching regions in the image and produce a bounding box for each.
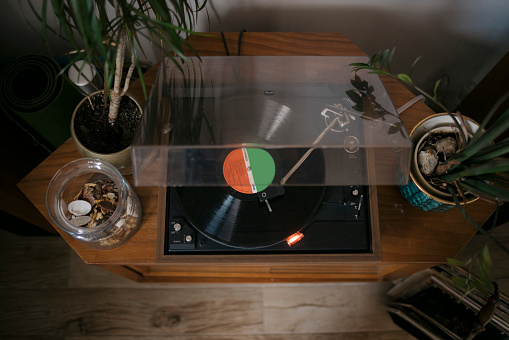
[263,283,399,334]
[0,287,263,337]
[0,243,69,289]
[66,331,413,339]
[0,230,416,339]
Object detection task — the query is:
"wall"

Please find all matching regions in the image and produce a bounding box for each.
[2,0,509,109]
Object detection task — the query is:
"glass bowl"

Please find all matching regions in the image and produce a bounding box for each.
[46,158,142,249]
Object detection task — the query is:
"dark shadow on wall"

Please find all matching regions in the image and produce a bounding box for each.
[205,3,509,109]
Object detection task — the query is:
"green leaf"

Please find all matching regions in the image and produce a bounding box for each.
[442,158,509,181]
[369,52,380,67]
[387,47,396,73]
[469,278,490,296]
[397,73,413,84]
[461,178,509,202]
[468,139,509,163]
[387,123,402,135]
[30,0,207,100]
[377,48,390,69]
[433,79,442,100]
[477,249,494,291]
[447,257,468,267]
[457,106,509,163]
[451,276,467,289]
[409,56,422,77]
[479,245,492,273]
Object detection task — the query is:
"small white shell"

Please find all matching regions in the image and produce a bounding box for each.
[68,200,92,216]
[71,215,92,226]
[418,149,438,176]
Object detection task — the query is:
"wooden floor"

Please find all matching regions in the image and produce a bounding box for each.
[0,229,414,339]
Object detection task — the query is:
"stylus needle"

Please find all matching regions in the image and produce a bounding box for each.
[265,200,273,213]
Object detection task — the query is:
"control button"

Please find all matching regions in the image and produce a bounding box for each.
[174,223,182,231]
[185,235,193,243]
[351,188,359,196]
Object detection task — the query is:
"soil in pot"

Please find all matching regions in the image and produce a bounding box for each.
[73,93,142,154]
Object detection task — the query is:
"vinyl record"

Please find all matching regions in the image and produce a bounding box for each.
[211,95,323,145]
[173,185,325,249]
[172,94,326,248]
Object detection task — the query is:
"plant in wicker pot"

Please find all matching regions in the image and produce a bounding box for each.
[351,49,509,298]
[32,0,207,174]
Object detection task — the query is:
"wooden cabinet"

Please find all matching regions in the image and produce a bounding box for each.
[18,33,493,283]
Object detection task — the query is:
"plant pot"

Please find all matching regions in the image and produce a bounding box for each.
[399,113,480,212]
[70,90,142,175]
[46,158,142,250]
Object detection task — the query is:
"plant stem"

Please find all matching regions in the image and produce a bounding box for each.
[108,27,126,125]
[123,53,136,95]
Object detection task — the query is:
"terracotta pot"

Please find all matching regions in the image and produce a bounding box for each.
[70,90,142,175]
[399,113,479,211]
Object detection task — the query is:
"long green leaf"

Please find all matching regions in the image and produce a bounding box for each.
[442,158,509,181]
[387,47,396,73]
[433,79,441,100]
[455,107,509,163]
[409,56,422,76]
[479,245,492,273]
[477,246,494,290]
[377,49,390,69]
[468,139,509,163]
[461,178,509,202]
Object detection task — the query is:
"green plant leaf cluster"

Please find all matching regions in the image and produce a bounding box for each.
[31,0,207,101]
[352,49,509,291]
[351,48,509,204]
[447,244,494,296]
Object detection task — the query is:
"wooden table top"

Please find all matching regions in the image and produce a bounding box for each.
[18,32,493,266]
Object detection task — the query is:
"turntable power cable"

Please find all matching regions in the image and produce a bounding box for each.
[220,30,247,56]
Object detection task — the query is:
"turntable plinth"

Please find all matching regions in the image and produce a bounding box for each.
[18,33,494,283]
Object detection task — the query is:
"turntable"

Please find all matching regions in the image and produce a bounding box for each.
[132,56,412,255]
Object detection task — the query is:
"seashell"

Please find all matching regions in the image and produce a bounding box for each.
[70,215,92,226]
[418,148,438,176]
[68,200,92,216]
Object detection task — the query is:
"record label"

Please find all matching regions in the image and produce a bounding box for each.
[223,148,275,194]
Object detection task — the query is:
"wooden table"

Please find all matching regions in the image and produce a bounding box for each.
[18,33,493,283]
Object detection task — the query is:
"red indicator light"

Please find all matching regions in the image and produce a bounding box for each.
[286,232,304,246]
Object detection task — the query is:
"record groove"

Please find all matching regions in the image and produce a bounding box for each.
[174,185,325,249]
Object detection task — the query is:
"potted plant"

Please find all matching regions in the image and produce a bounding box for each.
[351,49,509,209]
[32,0,207,173]
[351,49,509,297]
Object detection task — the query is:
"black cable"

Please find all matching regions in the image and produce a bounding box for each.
[237,29,246,56]
[221,30,247,56]
[220,31,230,56]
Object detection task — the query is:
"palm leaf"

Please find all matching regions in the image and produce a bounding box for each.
[442,159,509,181]
[468,139,509,163]
[461,178,509,202]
